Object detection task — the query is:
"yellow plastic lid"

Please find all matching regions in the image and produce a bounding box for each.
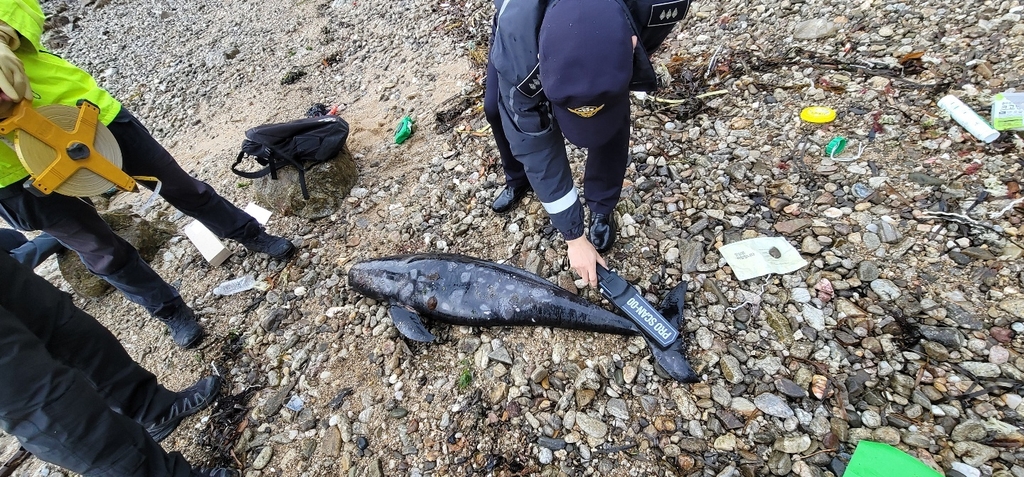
[800,106,837,124]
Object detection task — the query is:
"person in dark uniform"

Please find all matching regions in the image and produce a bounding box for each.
[484,0,689,287]
[0,252,234,477]
[0,227,62,269]
[0,1,295,348]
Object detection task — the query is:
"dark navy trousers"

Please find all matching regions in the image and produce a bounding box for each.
[0,252,191,476]
[0,228,63,269]
[0,108,258,316]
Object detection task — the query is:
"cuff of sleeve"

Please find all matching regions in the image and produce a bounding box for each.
[550,203,585,242]
[561,227,584,241]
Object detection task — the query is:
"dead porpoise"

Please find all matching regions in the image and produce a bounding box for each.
[347,253,699,383]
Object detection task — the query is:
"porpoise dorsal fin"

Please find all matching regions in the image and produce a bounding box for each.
[389,305,436,342]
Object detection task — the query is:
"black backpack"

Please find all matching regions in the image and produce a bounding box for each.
[231,115,350,199]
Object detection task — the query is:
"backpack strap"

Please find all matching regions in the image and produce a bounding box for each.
[295,164,310,200]
[280,155,312,200]
[232,151,311,199]
[231,151,281,180]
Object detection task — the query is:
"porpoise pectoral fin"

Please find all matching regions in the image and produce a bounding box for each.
[647,281,701,383]
[389,305,436,342]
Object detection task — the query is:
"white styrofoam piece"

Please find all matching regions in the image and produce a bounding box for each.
[244,202,272,225]
[183,221,231,266]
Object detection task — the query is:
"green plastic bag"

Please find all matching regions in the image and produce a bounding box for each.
[394,116,415,144]
[845,441,942,477]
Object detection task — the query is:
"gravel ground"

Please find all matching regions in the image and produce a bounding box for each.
[2,0,1024,476]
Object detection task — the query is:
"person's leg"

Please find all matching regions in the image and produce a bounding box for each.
[484,61,528,188]
[582,125,630,216]
[0,322,194,476]
[107,110,256,241]
[0,319,194,476]
[581,126,629,252]
[0,252,178,426]
[7,232,64,269]
[0,193,201,347]
[0,228,28,253]
[0,252,219,445]
[0,262,192,476]
[0,191,183,316]
[108,110,293,258]
[485,60,533,213]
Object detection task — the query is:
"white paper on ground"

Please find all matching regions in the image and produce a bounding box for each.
[719,236,808,281]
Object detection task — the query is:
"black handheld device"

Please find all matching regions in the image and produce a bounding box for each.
[596,264,679,348]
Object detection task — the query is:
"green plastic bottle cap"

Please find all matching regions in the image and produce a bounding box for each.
[845,441,943,477]
[825,137,847,156]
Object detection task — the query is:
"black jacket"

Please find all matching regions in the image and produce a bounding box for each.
[488,0,689,239]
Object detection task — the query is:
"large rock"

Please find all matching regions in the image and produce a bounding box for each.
[253,148,358,220]
[58,209,176,298]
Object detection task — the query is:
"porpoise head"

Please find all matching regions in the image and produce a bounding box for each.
[346,256,419,302]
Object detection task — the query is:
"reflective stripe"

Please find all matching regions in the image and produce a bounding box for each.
[542,187,579,215]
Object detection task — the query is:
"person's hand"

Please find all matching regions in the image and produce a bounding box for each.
[0,91,15,118]
[566,236,607,288]
[0,21,31,105]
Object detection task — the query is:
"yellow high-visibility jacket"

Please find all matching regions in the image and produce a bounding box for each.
[0,0,121,187]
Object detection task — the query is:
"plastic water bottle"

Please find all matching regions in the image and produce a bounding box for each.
[213,275,256,296]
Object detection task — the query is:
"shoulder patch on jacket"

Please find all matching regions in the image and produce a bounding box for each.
[648,0,689,27]
[516,63,543,98]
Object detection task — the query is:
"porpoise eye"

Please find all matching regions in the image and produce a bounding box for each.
[427,296,438,310]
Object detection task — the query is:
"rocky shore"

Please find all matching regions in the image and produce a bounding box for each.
[2,0,1022,476]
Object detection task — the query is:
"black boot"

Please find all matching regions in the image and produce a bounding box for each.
[490,184,532,213]
[146,375,222,442]
[238,223,295,259]
[588,214,617,253]
[155,304,204,348]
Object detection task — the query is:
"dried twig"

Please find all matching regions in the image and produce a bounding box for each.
[921,210,1024,250]
[795,447,838,461]
[0,448,30,477]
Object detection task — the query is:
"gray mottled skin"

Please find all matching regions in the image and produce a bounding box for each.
[347,253,699,383]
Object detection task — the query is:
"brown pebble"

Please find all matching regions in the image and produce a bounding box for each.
[811,375,831,400]
[823,432,839,449]
[677,454,696,472]
[990,326,1014,344]
[654,416,676,432]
